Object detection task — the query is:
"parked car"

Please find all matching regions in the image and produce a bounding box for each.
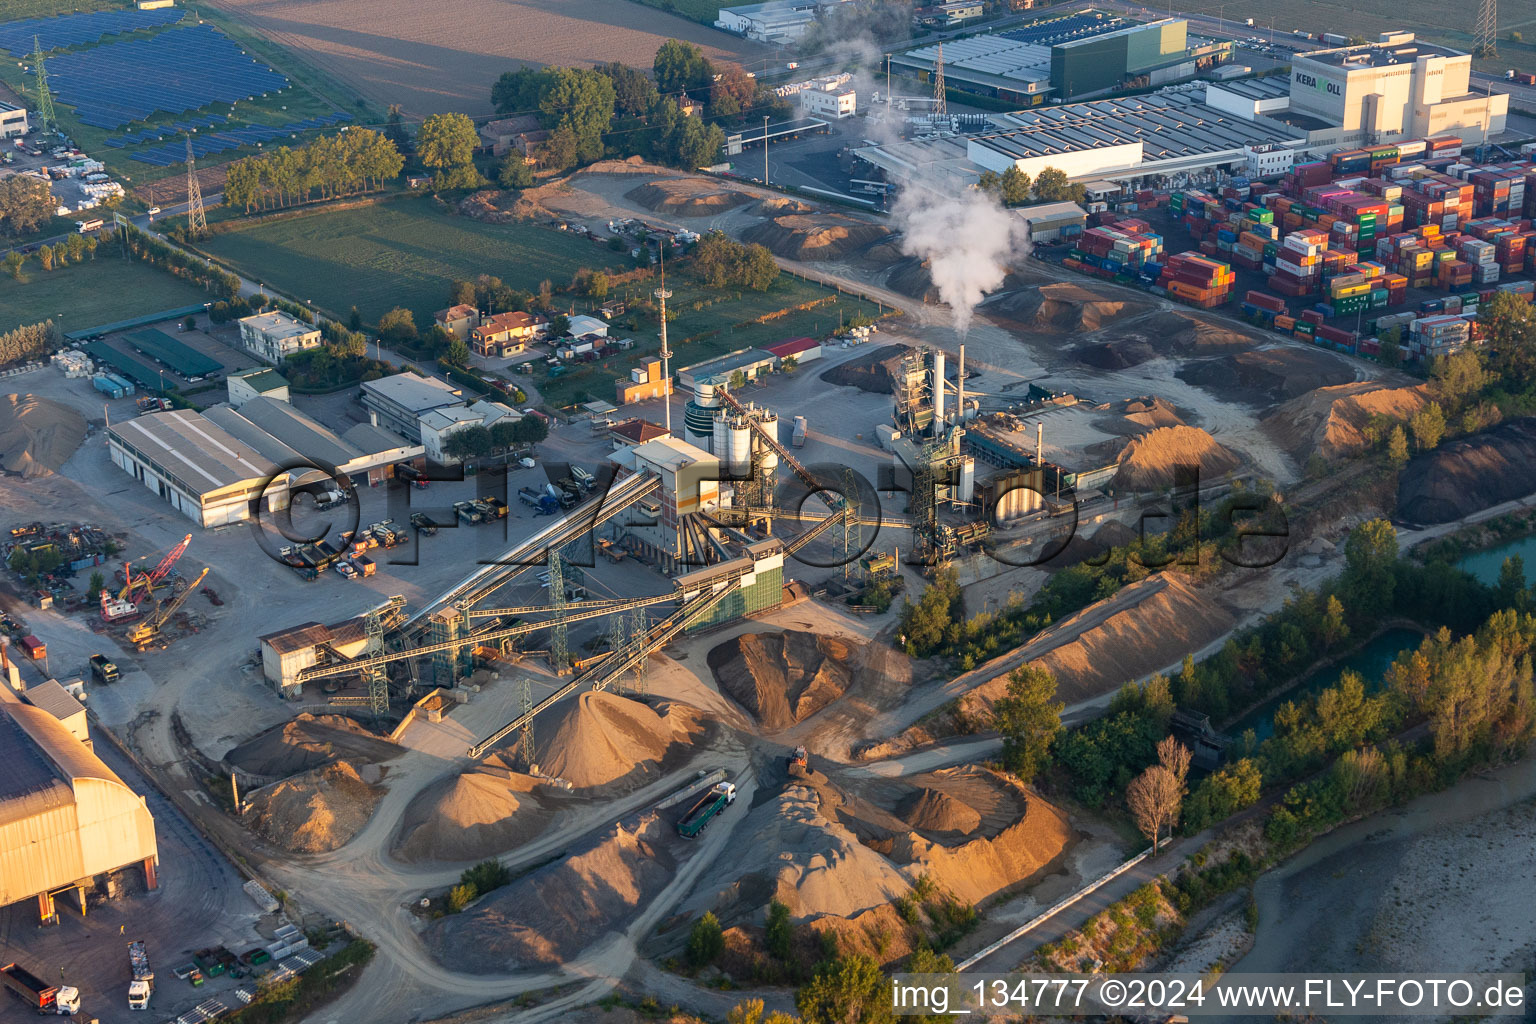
[519,457,536,469]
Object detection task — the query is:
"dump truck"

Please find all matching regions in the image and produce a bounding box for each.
[788,745,809,776]
[90,653,120,684]
[480,497,509,519]
[518,487,543,507]
[409,512,438,536]
[2,961,81,1014]
[127,939,153,1010]
[353,555,376,577]
[454,500,487,525]
[677,781,736,839]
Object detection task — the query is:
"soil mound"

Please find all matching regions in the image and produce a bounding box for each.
[0,394,86,478]
[243,760,382,853]
[886,257,938,302]
[426,813,676,971]
[1113,425,1240,491]
[898,788,981,836]
[708,630,854,730]
[1263,382,1431,461]
[818,343,911,394]
[1095,396,1187,436]
[225,713,401,777]
[533,691,700,790]
[1180,348,1355,404]
[1140,310,1261,355]
[987,282,1151,333]
[1397,418,1536,525]
[626,179,753,216]
[394,757,553,863]
[1076,338,1158,369]
[890,793,1073,905]
[758,197,813,215]
[742,214,890,261]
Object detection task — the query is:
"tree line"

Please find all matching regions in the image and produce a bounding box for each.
[223,129,405,213]
[0,320,61,368]
[691,230,779,291]
[123,224,241,301]
[977,165,1087,207]
[440,415,549,462]
[4,231,100,280]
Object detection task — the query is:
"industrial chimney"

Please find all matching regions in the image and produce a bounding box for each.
[1036,422,1043,465]
[932,349,946,435]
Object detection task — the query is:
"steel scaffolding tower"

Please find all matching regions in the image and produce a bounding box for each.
[933,42,947,120]
[547,550,567,673]
[630,607,648,696]
[609,612,627,692]
[519,676,535,767]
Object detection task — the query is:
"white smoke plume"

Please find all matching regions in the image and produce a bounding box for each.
[893,181,1028,336]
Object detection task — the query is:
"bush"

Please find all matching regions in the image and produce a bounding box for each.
[687,911,724,967]
[447,883,477,912]
[460,859,510,894]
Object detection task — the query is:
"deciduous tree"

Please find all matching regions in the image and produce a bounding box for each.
[991,665,1063,784]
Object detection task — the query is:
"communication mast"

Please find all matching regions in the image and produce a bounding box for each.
[184,136,207,239]
[933,42,947,120]
[655,249,673,432]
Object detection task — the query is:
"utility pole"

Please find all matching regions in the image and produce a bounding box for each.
[763,115,770,185]
[655,249,673,432]
[184,136,207,240]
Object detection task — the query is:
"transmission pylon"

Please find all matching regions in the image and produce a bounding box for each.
[518,676,534,768]
[608,613,627,692]
[547,550,567,674]
[31,37,56,136]
[933,42,947,120]
[1474,0,1497,57]
[184,136,207,239]
[629,607,648,697]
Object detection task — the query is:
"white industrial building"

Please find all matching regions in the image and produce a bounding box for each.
[799,81,858,119]
[714,0,852,43]
[226,367,290,408]
[202,396,425,486]
[237,311,321,364]
[0,101,28,139]
[0,692,159,922]
[360,372,463,443]
[1287,34,1507,146]
[608,437,721,571]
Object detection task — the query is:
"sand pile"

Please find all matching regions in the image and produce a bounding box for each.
[626,179,753,216]
[885,257,938,302]
[1397,418,1536,524]
[426,813,677,971]
[1075,337,1159,369]
[758,197,813,215]
[742,214,890,260]
[1263,382,1430,461]
[532,691,700,790]
[818,343,911,394]
[1142,310,1261,354]
[1112,425,1240,491]
[708,630,854,730]
[242,760,382,854]
[225,713,401,778]
[890,793,1073,905]
[898,788,981,837]
[987,283,1151,333]
[0,395,86,478]
[1180,347,1355,404]
[1094,396,1187,436]
[394,757,553,863]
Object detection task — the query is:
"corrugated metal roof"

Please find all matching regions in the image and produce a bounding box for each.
[259,621,330,654]
[108,409,279,493]
[0,707,72,825]
[23,680,85,724]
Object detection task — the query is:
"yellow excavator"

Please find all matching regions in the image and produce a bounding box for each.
[125,567,210,649]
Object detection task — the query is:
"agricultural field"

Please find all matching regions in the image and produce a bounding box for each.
[1178,0,1536,77]
[0,0,125,20]
[0,258,212,334]
[198,198,630,326]
[205,0,775,116]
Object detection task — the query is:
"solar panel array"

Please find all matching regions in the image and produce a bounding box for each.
[0,7,184,56]
[48,24,290,130]
[103,113,229,147]
[999,13,1126,45]
[118,111,353,166]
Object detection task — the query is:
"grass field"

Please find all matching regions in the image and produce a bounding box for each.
[0,259,211,333]
[200,199,630,327]
[0,0,125,22]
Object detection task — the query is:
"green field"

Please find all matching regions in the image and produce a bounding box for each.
[200,199,630,327]
[0,258,211,334]
[629,0,729,25]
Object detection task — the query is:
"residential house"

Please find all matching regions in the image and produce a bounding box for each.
[479,115,541,157]
[434,304,480,342]
[472,311,548,358]
[237,312,321,364]
[419,400,522,464]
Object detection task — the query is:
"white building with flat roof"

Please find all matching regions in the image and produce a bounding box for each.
[800,83,857,119]
[715,0,853,43]
[419,399,521,464]
[360,373,463,443]
[0,102,28,139]
[237,311,321,364]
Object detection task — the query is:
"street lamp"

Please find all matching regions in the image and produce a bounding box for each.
[763,116,770,186]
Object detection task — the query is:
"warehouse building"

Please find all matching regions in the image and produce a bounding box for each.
[108,408,293,528]
[675,348,779,393]
[22,680,90,749]
[616,356,672,405]
[360,373,463,443]
[237,311,322,364]
[0,693,159,922]
[715,0,852,43]
[1050,19,1231,100]
[1016,201,1087,243]
[1287,34,1508,146]
[203,397,425,485]
[258,618,370,698]
[0,101,28,139]
[763,336,824,365]
[419,399,521,464]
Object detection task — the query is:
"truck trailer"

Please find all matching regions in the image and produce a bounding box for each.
[2,962,82,1015]
[127,940,154,1010]
[90,653,120,684]
[676,781,736,839]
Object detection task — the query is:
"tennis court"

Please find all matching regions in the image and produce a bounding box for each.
[48,24,290,130]
[121,328,222,378]
[0,7,183,56]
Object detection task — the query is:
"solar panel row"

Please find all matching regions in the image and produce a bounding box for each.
[0,7,184,56]
[129,124,286,166]
[103,114,228,148]
[49,24,290,130]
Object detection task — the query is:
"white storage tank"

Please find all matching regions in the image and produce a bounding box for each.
[728,419,753,477]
